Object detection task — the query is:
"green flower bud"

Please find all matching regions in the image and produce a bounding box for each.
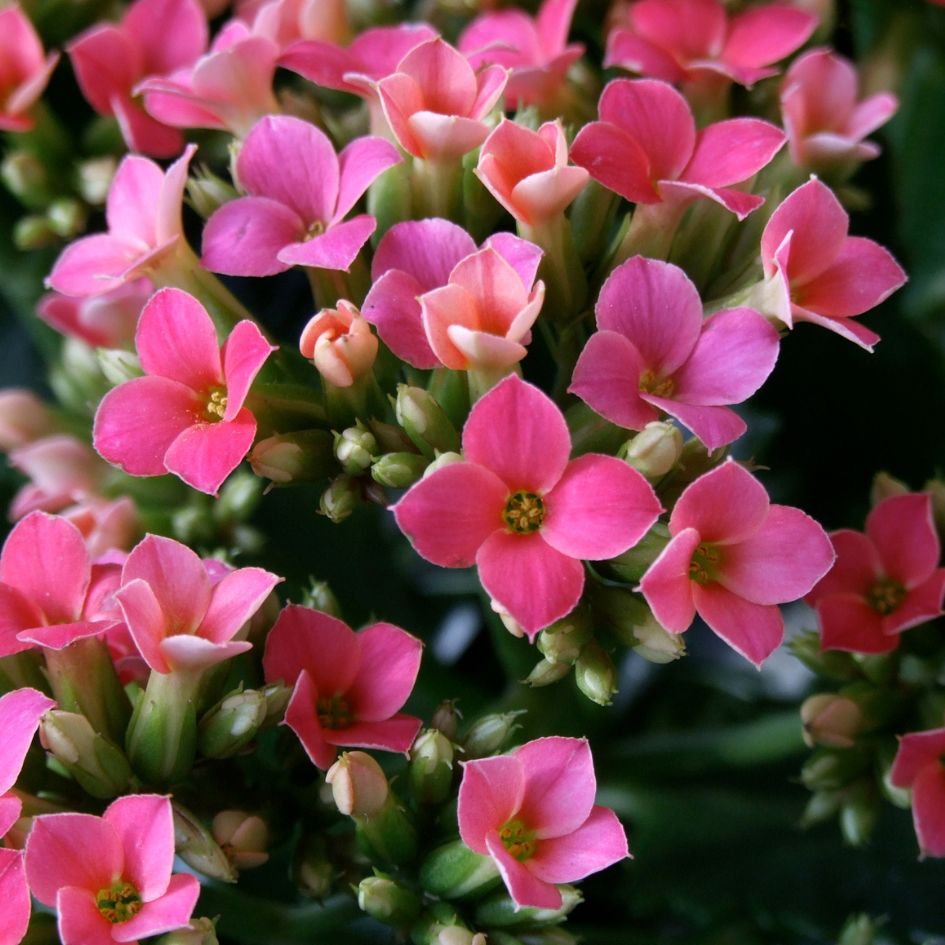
[424,451,464,477]
[216,471,263,522]
[620,422,683,479]
[524,658,572,688]
[537,608,592,664]
[97,348,143,385]
[419,840,502,900]
[335,422,378,475]
[371,451,429,488]
[300,579,342,616]
[357,875,422,926]
[604,525,671,583]
[431,700,460,740]
[14,214,57,250]
[76,156,117,206]
[837,915,878,945]
[1,151,51,207]
[839,780,878,847]
[319,474,361,523]
[47,198,87,239]
[173,803,238,883]
[39,710,131,799]
[575,643,618,706]
[198,689,267,758]
[800,694,863,749]
[395,385,461,457]
[409,729,455,805]
[800,748,869,792]
[154,918,220,945]
[250,429,336,485]
[474,885,582,928]
[870,471,908,506]
[462,710,527,759]
[293,835,334,899]
[187,166,238,219]
[800,789,842,828]
[630,614,686,663]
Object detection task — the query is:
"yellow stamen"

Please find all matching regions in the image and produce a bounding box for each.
[503,491,545,534]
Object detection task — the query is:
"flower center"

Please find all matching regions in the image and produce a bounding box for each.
[503,491,545,533]
[317,693,352,729]
[689,542,722,585]
[867,578,906,615]
[499,819,536,861]
[639,369,675,398]
[205,387,228,421]
[305,219,326,240]
[96,881,142,924]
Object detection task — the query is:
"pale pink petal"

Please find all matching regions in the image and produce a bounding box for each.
[477,531,585,640]
[407,111,492,160]
[516,737,595,838]
[139,78,228,132]
[202,197,302,277]
[222,321,276,419]
[334,136,402,221]
[682,119,785,188]
[911,763,945,857]
[163,409,257,495]
[55,886,115,945]
[847,92,899,140]
[67,25,139,117]
[782,49,858,133]
[104,795,173,901]
[93,376,201,477]
[47,234,149,298]
[461,11,538,70]
[113,873,200,942]
[421,284,480,369]
[542,455,661,560]
[891,729,945,787]
[638,528,700,633]
[604,29,684,82]
[447,249,526,329]
[400,38,478,115]
[283,669,337,769]
[722,6,817,70]
[446,327,528,370]
[277,215,376,271]
[370,218,476,285]
[107,156,165,244]
[361,270,439,368]
[692,582,783,667]
[17,620,115,650]
[348,23,439,81]
[114,578,170,673]
[669,461,769,543]
[509,165,589,223]
[200,567,280,643]
[805,529,880,606]
[462,375,570,493]
[884,569,945,635]
[816,593,895,654]
[537,0,578,55]
[528,806,628,883]
[160,635,252,672]
[866,493,939,587]
[393,462,507,567]
[0,848,29,945]
[277,39,356,90]
[0,688,56,795]
[123,0,208,75]
[345,623,423,721]
[377,72,425,156]
[156,144,196,245]
[645,398,743,450]
[458,755,525,854]
[570,120,656,203]
[321,715,422,754]
[791,306,881,352]
[471,63,508,118]
[482,232,544,289]
[486,830,562,909]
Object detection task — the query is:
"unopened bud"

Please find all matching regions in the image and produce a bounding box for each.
[801,694,863,749]
[490,599,525,638]
[439,929,487,945]
[575,643,617,706]
[76,156,117,206]
[839,780,878,847]
[420,840,501,900]
[326,751,389,817]
[800,749,869,792]
[837,915,877,945]
[371,451,428,488]
[216,471,263,522]
[431,700,460,740]
[97,348,143,385]
[300,579,342,616]
[537,608,592,664]
[870,471,908,506]
[198,689,267,758]
[173,803,238,883]
[604,525,671,583]
[1,151,50,207]
[294,834,333,898]
[630,614,686,663]
[524,658,571,688]
[474,885,581,928]
[462,710,526,758]
[800,789,841,828]
[409,729,455,805]
[155,917,220,945]
[47,198,87,239]
[14,214,56,250]
[424,451,464,477]
[335,422,377,475]
[620,422,683,479]
[395,385,461,457]
[187,166,238,219]
[357,875,421,926]
[319,474,360,523]
[212,810,269,870]
[39,710,131,799]
[260,682,292,726]
[250,429,335,485]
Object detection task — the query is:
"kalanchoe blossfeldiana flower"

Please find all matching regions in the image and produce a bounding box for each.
[458,737,628,909]
[781,48,898,170]
[756,178,907,350]
[890,727,945,857]
[46,146,196,298]
[24,795,201,945]
[68,0,207,157]
[250,0,348,49]
[569,257,779,449]
[202,116,400,276]
[93,288,275,496]
[37,280,150,350]
[299,301,378,389]
[605,0,817,89]
[394,375,662,638]
[114,534,281,674]
[262,604,423,769]
[0,5,59,133]
[639,460,834,666]
[459,0,584,111]
[805,493,945,654]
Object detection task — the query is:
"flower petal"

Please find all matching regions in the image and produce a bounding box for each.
[334,136,402,221]
[371,218,477,285]
[112,873,200,942]
[805,529,880,606]
[911,762,945,858]
[344,623,422,722]
[321,715,422,755]
[458,754,525,854]
[692,582,784,667]
[104,795,173,902]
[201,197,301,277]
[891,729,945,787]
[682,118,784,188]
[866,494,940,588]
[638,527,700,633]
[283,669,337,769]
[55,886,116,945]
[277,215,376,271]
[0,848,30,945]
[163,409,257,496]
[114,578,172,673]
[159,636,252,673]
[361,269,439,368]
[516,737,595,839]
[0,687,56,795]
[528,805,629,883]
[570,119,655,204]
[644,397,746,450]
[816,593,896,654]
[222,320,276,420]
[200,567,280,644]
[722,5,816,71]
[884,569,945,635]
[47,234,148,298]
[486,830,562,910]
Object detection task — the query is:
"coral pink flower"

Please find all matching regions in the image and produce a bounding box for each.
[94,288,275,495]
[569,257,779,449]
[62,498,140,559]
[37,280,150,349]
[25,795,200,945]
[376,38,508,160]
[639,460,834,666]
[0,512,120,658]
[47,146,195,298]
[570,79,785,220]
[138,22,280,138]
[476,119,589,225]
[299,301,378,388]
[458,737,628,909]
[890,728,945,858]
[68,0,207,157]
[781,49,898,169]
[114,534,280,674]
[758,178,907,350]
[262,604,423,769]
[363,220,541,369]
[394,375,661,638]
[805,494,945,654]
[0,5,59,133]
[202,116,399,276]
[605,0,817,89]
[459,0,584,110]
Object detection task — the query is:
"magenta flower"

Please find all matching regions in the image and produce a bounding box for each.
[394,375,662,638]
[759,178,907,350]
[262,604,423,769]
[805,494,945,654]
[570,257,779,449]
[37,280,150,350]
[459,0,584,111]
[570,79,785,220]
[24,795,200,945]
[47,146,195,298]
[458,737,628,909]
[93,288,275,495]
[114,534,280,674]
[68,0,207,157]
[639,460,834,666]
[781,48,898,170]
[890,728,945,858]
[202,116,399,277]
[605,0,816,89]
[0,5,59,133]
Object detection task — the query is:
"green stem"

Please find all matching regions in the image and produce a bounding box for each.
[412,157,463,220]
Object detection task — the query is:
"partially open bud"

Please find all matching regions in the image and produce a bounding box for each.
[462,711,526,759]
[335,422,378,475]
[395,385,461,457]
[801,694,864,749]
[198,689,267,758]
[357,875,422,926]
[575,643,618,706]
[300,301,378,388]
[326,751,389,817]
[409,729,455,805]
[250,430,336,486]
[212,810,270,870]
[371,451,429,488]
[629,612,686,664]
[424,451,464,477]
[39,710,131,799]
[431,700,460,740]
[620,422,683,479]
[173,803,238,883]
[319,474,361,523]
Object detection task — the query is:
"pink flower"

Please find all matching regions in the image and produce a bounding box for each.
[890,728,945,858]
[605,0,816,89]
[299,301,378,388]
[46,146,195,298]
[639,460,834,666]
[458,737,628,909]
[61,498,141,559]
[202,116,399,276]
[569,257,779,449]
[93,288,275,495]
[362,220,541,369]
[570,79,785,220]
[476,119,589,225]
[758,178,907,350]
[0,5,59,133]
[262,604,423,769]
[376,38,508,160]
[394,375,661,638]
[24,795,200,945]
[137,22,280,138]
[114,534,280,674]
[459,0,584,110]
[0,389,54,451]
[37,280,150,349]
[68,0,207,157]
[805,494,945,654]
[781,48,898,169]
[250,0,348,49]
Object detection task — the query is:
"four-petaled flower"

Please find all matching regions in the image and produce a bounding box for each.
[890,728,945,858]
